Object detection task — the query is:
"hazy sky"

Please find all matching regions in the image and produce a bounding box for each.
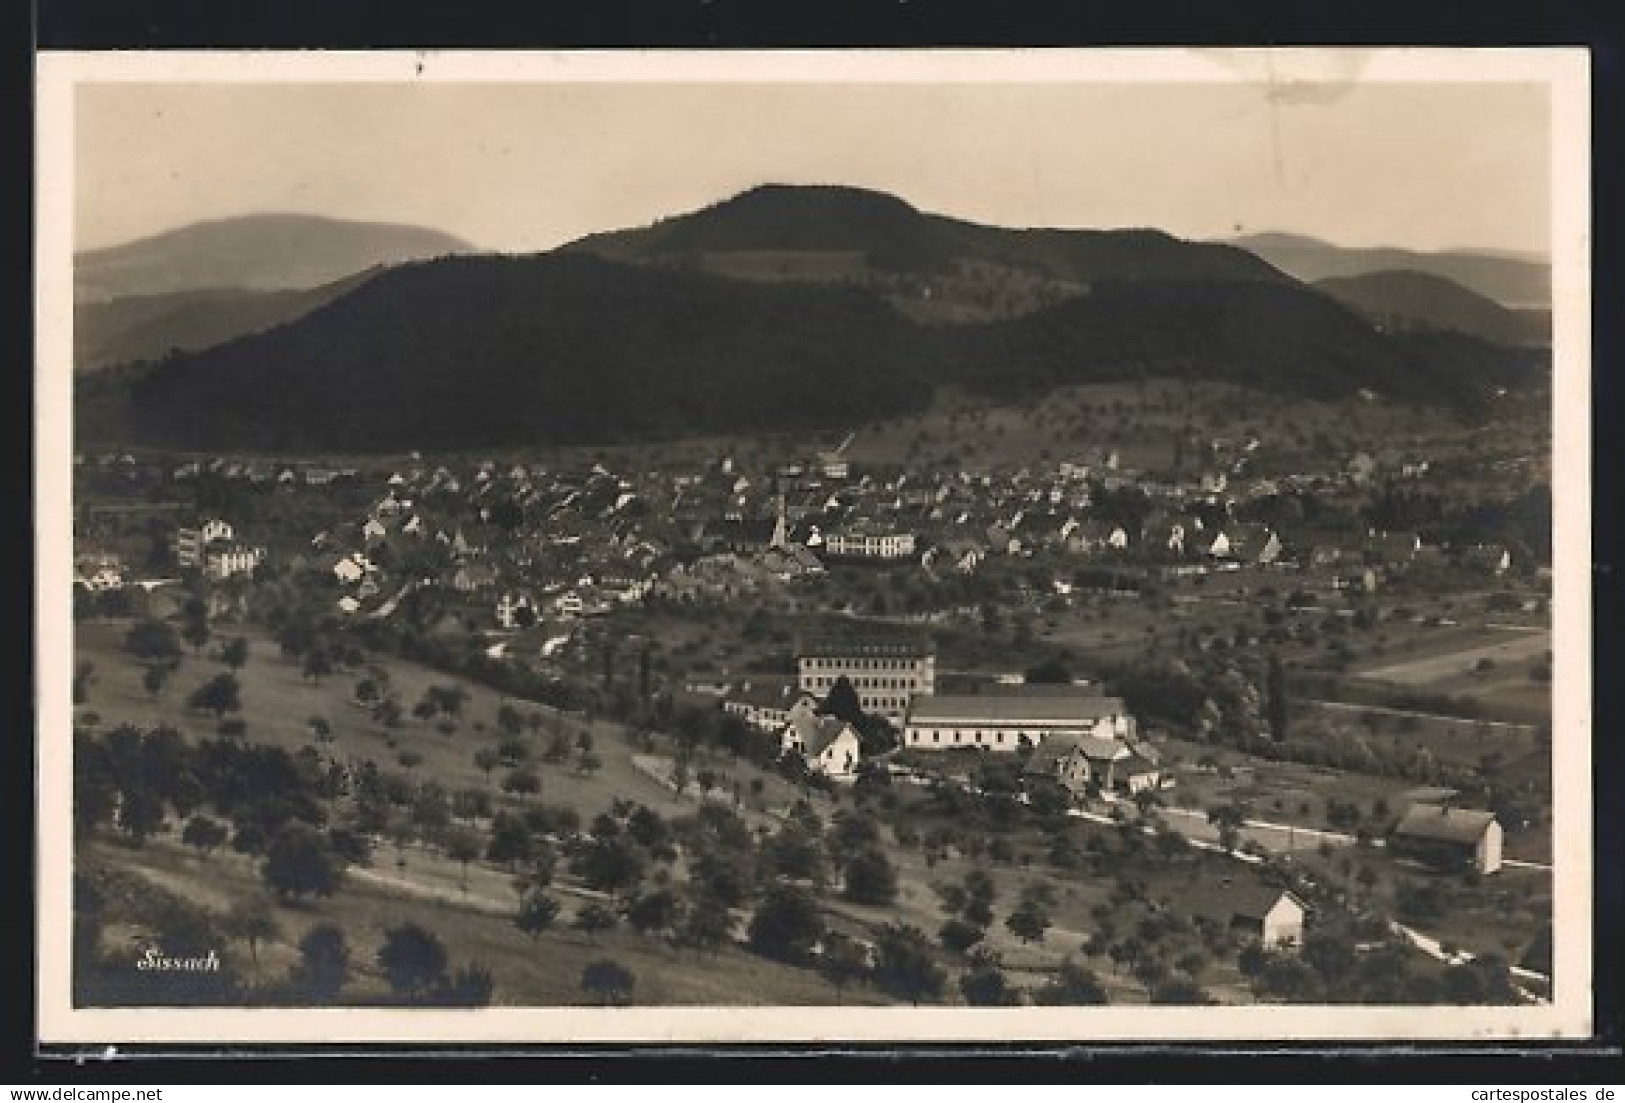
[74,77,1552,255]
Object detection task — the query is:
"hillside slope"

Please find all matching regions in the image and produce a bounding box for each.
[1314,270,1549,347]
[74,269,377,372]
[77,249,1544,454]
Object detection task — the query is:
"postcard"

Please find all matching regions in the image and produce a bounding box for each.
[35,47,1592,1045]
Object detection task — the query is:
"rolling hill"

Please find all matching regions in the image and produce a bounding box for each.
[82,253,938,452]
[1312,270,1549,347]
[1225,232,1550,311]
[75,214,473,303]
[77,244,1545,455]
[74,269,378,372]
[568,184,1293,323]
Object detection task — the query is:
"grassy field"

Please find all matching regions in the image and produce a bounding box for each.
[83,836,881,1007]
[75,617,809,833]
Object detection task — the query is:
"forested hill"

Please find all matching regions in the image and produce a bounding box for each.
[567,184,1292,322]
[78,248,1545,454]
[90,253,934,452]
[1313,270,1549,347]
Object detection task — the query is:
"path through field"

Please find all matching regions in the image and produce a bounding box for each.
[1357,629,1550,686]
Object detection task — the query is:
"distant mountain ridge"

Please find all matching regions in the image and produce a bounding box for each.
[1225,232,1550,310]
[1312,270,1549,348]
[75,213,474,303]
[568,184,1291,323]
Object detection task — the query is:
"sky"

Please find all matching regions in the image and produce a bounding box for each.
[72,70,1553,256]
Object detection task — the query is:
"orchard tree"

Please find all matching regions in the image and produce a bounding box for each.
[262,823,345,902]
[220,637,250,671]
[443,825,483,888]
[515,890,561,941]
[625,889,682,940]
[377,923,449,1000]
[181,814,229,859]
[580,959,635,1006]
[843,847,899,906]
[188,673,242,720]
[1033,959,1110,1005]
[871,923,947,1005]
[293,923,350,1000]
[1005,898,1051,945]
[302,647,334,684]
[223,896,281,981]
[938,918,987,958]
[142,664,171,699]
[747,883,825,965]
[960,960,1020,1006]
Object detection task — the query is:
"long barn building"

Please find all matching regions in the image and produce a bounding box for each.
[902,690,1133,753]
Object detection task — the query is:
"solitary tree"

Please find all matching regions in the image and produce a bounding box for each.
[142,664,170,699]
[180,814,229,859]
[938,918,987,958]
[293,923,351,1000]
[188,673,242,720]
[960,960,1020,1006]
[377,923,449,1000]
[220,637,250,671]
[302,647,334,684]
[262,824,345,902]
[747,883,825,965]
[870,923,947,1005]
[580,959,635,1006]
[515,889,562,941]
[443,826,483,889]
[223,896,282,982]
[1033,959,1110,1005]
[842,847,899,906]
[1005,899,1051,945]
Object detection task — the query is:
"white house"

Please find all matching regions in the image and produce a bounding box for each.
[1189,880,1308,949]
[780,713,862,778]
[332,556,366,585]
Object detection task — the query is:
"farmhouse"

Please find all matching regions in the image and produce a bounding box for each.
[902,690,1133,753]
[1389,803,1504,874]
[780,713,862,778]
[798,635,936,724]
[1187,882,1308,949]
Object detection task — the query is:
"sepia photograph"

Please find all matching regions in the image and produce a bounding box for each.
[34,48,1593,1045]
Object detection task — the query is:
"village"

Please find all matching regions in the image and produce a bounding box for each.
[69,380,1554,1008]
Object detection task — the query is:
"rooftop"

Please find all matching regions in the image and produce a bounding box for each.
[1392,803,1499,845]
[907,693,1128,725]
[798,635,935,659]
